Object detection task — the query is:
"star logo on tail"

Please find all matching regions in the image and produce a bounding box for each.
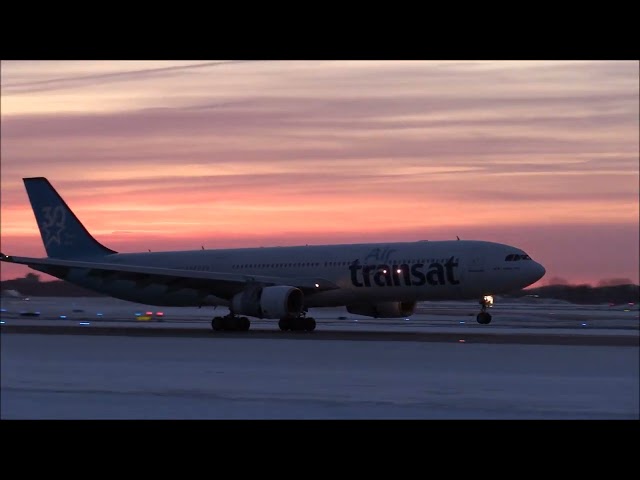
[41,205,67,246]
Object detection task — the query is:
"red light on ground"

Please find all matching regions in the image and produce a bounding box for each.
[458,339,466,343]
[145,311,153,315]
[156,312,164,316]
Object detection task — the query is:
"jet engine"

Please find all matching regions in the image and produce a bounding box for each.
[346,301,416,318]
[231,285,304,319]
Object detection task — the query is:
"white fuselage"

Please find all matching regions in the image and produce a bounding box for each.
[53,240,546,308]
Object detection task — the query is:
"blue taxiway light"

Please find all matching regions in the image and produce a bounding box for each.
[581,323,587,326]
[0,308,7,313]
[96,313,103,317]
[459,321,465,324]
[59,315,67,319]
[79,322,91,326]
[0,321,5,324]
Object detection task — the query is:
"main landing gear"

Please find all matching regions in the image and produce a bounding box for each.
[476,295,493,325]
[211,315,251,332]
[278,315,316,332]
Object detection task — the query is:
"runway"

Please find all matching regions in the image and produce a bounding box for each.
[1,297,638,419]
[1,296,637,346]
[1,323,637,346]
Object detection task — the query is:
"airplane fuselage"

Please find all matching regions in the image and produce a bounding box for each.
[44,240,545,308]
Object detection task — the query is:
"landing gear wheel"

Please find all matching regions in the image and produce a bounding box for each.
[279,318,291,331]
[476,312,492,325]
[240,317,251,331]
[212,317,224,331]
[279,317,314,332]
[212,315,251,332]
[304,317,316,332]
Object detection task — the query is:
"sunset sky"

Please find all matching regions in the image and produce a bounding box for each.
[1,60,638,286]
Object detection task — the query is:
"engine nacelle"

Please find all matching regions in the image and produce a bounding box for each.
[346,301,416,318]
[231,285,304,319]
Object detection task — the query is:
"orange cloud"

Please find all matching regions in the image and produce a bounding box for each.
[1,61,638,285]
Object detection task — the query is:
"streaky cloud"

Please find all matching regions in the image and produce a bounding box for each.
[1,60,252,95]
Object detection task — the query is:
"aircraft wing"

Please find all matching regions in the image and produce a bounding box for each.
[0,253,339,299]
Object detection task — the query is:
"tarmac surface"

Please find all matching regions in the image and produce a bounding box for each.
[1,297,638,419]
[1,296,637,346]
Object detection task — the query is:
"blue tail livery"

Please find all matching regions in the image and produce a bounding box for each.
[23,177,117,259]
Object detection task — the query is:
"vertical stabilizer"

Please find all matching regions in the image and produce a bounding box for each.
[22,177,117,258]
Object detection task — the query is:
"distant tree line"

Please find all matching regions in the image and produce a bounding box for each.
[1,274,107,297]
[1,274,638,304]
[502,283,639,305]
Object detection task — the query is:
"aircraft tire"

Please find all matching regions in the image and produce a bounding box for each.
[304,317,316,332]
[240,317,251,331]
[279,318,291,331]
[476,312,492,325]
[212,317,224,331]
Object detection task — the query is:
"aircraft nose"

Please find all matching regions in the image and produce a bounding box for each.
[532,261,546,282]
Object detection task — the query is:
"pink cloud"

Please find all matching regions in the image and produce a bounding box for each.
[1,61,638,286]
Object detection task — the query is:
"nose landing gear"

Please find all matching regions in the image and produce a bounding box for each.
[477,295,493,325]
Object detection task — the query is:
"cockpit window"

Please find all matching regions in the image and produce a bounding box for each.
[505,253,532,261]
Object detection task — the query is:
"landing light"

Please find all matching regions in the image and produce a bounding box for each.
[396,269,402,274]
[483,295,494,306]
[314,283,319,288]
[382,270,387,274]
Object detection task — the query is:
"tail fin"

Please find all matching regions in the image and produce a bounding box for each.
[23,177,117,259]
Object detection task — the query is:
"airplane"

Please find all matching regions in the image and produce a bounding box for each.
[0,177,546,332]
